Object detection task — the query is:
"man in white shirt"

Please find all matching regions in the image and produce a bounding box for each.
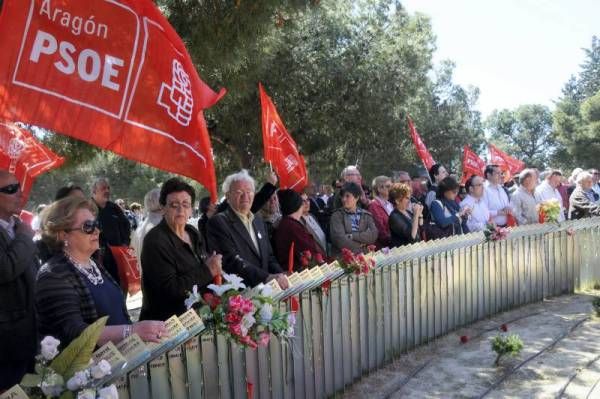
[534,169,566,222]
[460,175,490,231]
[483,165,512,226]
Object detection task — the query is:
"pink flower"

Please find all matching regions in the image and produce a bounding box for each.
[301,256,310,268]
[301,250,312,260]
[239,297,254,314]
[229,322,243,336]
[500,324,508,332]
[257,332,270,347]
[367,244,377,253]
[341,248,355,264]
[239,334,258,349]
[229,295,245,312]
[225,312,242,324]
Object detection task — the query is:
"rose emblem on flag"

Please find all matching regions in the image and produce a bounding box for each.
[157,59,194,126]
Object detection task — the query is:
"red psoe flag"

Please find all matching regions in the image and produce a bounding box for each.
[0,122,64,203]
[460,145,486,185]
[488,144,526,177]
[407,116,435,171]
[259,83,307,192]
[0,0,226,202]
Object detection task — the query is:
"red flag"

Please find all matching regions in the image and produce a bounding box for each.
[288,241,295,274]
[0,0,226,202]
[108,245,141,295]
[407,116,435,171]
[460,145,486,185]
[488,144,525,177]
[0,122,64,203]
[259,83,308,192]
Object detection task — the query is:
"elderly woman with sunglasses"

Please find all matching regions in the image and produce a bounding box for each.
[35,197,167,348]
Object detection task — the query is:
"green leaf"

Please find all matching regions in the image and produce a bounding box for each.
[59,391,75,399]
[20,373,42,387]
[50,316,108,379]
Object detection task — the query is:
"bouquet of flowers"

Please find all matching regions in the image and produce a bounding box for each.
[185,273,296,349]
[483,222,509,242]
[17,317,118,399]
[339,248,376,275]
[537,199,561,223]
[299,250,326,269]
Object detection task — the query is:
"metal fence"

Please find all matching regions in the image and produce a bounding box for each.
[110,217,600,399]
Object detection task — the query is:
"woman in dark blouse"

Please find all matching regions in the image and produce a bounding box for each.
[388,183,424,247]
[36,197,167,347]
[140,178,222,321]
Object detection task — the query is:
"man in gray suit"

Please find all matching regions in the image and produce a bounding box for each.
[0,171,38,391]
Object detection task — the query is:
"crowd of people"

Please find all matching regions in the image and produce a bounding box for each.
[1,162,600,390]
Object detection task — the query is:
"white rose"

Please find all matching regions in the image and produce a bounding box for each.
[97,384,119,399]
[91,359,112,379]
[259,303,273,323]
[40,336,61,361]
[41,373,64,397]
[66,370,89,390]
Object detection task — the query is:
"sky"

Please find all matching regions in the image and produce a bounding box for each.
[401,0,600,119]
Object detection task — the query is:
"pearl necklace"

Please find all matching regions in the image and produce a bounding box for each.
[65,252,104,286]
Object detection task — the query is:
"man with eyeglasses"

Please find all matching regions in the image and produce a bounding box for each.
[207,170,289,289]
[90,177,131,285]
[460,175,490,232]
[0,171,38,391]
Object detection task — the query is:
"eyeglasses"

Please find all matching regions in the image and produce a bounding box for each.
[66,220,101,234]
[471,183,483,187]
[0,183,20,195]
[230,190,254,197]
[167,202,192,210]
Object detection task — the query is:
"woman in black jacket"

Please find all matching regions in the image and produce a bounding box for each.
[388,183,424,247]
[140,178,222,321]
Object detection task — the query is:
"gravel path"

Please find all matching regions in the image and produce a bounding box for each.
[341,293,600,399]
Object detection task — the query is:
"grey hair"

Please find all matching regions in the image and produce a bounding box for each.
[569,168,584,184]
[222,169,256,194]
[372,175,391,196]
[576,171,593,186]
[341,165,360,179]
[91,177,109,193]
[144,188,162,213]
[518,168,535,185]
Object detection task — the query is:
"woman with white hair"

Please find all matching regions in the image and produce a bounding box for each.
[131,188,163,263]
[568,172,600,220]
[511,169,539,225]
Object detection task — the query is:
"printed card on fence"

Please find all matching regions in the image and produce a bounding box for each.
[179,309,205,335]
[299,269,313,283]
[309,266,324,280]
[92,341,126,370]
[267,278,283,295]
[0,385,29,399]
[115,333,149,364]
[165,315,187,338]
[287,272,302,287]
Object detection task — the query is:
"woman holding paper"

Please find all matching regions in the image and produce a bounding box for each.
[140,178,222,321]
[35,197,167,348]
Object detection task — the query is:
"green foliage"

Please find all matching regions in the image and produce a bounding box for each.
[552,36,600,169]
[491,333,524,366]
[486,104,554,169]
[19,373,42,388]
[50,316,108,379]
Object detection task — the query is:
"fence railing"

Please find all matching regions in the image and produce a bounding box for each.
[106,217,600,399]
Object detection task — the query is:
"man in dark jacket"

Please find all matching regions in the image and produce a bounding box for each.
[91,178,131,285]
[0,171,38,391]
[207,170,289,289]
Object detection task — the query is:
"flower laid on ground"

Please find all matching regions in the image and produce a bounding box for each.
[338,248,376,275]
[186,274,296,349]
[460,335,469,344]
[537,199,561,223]
[299,250,326,269]
[18,317,118,398]
[483,222,509,242]
[500,324,508,332]
[491,333,524,366]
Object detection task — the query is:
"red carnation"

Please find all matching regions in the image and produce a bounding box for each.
[500,324,508,332]
[301,256,310,268]
[460,335,469,344]
[314,253,325,264]
[301,250,312,260]
[203,293,221,310]
[225,312,242,324]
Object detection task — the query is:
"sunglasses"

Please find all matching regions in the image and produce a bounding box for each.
[66,219,101,234]
[0,183,20,195]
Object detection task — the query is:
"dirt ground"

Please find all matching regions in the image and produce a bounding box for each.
[342,292,600,399]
